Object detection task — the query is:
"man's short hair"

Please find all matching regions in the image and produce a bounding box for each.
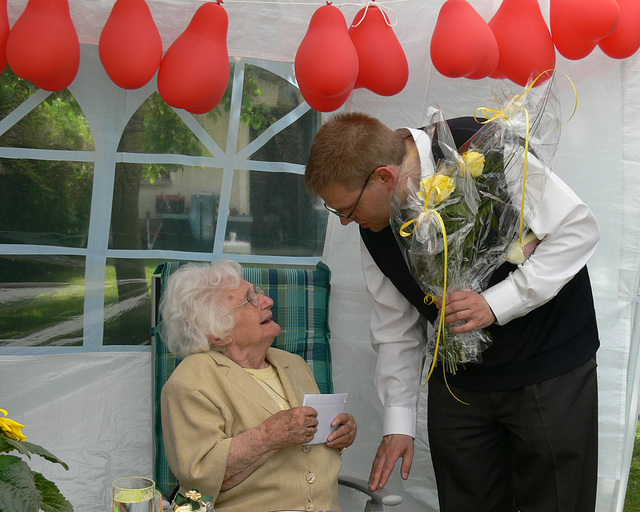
[305,112,406,197]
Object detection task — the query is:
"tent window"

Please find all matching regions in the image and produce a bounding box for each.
[0,54,327,351]
[0,255,85,348]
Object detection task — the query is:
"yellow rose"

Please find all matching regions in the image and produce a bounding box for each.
[461,150,485,178]
[0,408,28,441]
[418,174,455,206]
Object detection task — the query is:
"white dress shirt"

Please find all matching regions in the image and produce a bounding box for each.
[363,127,601,438]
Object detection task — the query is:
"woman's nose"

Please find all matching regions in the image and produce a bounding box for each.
[260,293,274,308]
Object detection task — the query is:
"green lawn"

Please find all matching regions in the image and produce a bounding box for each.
[625,421,640,511]
[0,262,160,344]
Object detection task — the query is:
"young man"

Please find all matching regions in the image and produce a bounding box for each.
[305,111,601,512]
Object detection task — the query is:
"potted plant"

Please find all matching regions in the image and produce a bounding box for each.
[0,409,73,512]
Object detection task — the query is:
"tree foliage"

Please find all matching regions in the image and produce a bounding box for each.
[0,69,94,250]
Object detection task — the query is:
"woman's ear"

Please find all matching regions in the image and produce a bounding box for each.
[207,334,231,349]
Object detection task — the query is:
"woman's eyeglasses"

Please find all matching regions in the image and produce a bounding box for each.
[323,165,385,219]
[230,284,265,312]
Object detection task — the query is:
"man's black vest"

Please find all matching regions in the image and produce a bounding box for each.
[360,117,599,391]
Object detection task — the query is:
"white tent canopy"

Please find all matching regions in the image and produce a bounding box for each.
[1,1,639,511]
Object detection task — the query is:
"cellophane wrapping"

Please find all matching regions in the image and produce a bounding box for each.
[390,74,563,374]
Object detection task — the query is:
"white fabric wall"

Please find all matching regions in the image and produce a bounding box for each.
[0,354,153,510]
[1,1,639,511]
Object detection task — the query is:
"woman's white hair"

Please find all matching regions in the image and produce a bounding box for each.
[158,260,243,359]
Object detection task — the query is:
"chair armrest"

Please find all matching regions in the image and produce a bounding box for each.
[338,475,403,506]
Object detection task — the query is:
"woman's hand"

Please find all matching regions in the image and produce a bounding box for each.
[260,405,319,449]
[326,413,357,450]
[223,406,317,490]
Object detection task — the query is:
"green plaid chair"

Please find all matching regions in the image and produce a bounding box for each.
[151,261,333,498]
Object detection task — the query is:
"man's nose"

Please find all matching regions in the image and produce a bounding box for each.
[340,217,354,226]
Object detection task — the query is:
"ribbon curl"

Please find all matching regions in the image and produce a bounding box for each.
[474,74,540,246]
[474,70,577,247]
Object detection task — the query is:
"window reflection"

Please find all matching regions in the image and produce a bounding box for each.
[112,61,327,258]
[0,255,85,347]
[103,258,156,346]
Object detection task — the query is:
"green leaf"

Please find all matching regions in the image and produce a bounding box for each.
[20,442,69,471]
[0,436,69,470]
[33,472,73,512]
[0,436,31,457]
[0,454,41,512]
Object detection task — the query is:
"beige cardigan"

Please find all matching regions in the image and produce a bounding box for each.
[161,347,342,512]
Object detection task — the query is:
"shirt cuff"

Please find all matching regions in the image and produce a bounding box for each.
[383,406,417,438]
[482,276,524,325]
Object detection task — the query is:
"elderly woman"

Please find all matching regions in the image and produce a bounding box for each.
[160,260,357,512]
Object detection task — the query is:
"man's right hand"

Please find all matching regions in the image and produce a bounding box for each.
[368,434,414,491]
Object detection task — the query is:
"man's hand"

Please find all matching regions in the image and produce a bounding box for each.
[443,289,495,332]
[368,434,414,491]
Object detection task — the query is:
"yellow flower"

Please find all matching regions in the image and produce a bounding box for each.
[0,408,28,441]
[461,150,485,177]
[418,174,455,206]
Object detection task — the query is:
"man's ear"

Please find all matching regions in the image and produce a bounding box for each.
[376,165,399,192]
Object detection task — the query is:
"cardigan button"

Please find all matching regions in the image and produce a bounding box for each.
[302,445,310,453]
[306,472,316,484]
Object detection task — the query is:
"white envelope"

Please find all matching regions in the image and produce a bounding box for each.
[303,393,348,445]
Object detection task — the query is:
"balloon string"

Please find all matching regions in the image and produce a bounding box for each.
[347,1,399,27]
[197,0,411,8]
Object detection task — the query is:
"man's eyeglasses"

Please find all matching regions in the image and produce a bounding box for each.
[324,165,385,219]
[230,284,265,312]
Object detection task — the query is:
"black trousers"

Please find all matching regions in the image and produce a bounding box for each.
[427,358,598,512]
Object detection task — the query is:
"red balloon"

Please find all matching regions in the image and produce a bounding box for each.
[157,2,229,112]
[598,0,640,58]
[295,4,358,112]
[186,94,222,115]
[430,0,498,80]
[489,0,556,87]
[0,0,9,73]
[99,0,163,90]
[6,0,80,91]
[551,0,620,59]
[349,5,408,95]
[299,83,352,113]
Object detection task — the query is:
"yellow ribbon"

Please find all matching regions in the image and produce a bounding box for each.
[417,210,469,406]
[475,70,577,246]
[423,209,447,384]
[399,183,449,238]
[475,74,540,245]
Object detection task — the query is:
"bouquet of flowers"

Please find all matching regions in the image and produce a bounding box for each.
[390,72,564,375]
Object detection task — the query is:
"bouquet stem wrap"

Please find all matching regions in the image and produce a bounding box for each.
[391,72,564,377]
